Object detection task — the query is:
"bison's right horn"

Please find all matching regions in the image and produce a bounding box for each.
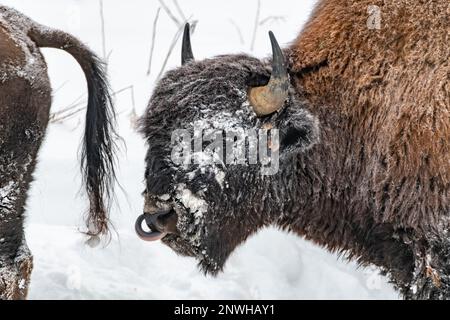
[181,23,194,65]
[248,31,289,116]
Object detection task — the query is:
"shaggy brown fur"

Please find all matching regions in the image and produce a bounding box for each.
[0,6,117,299]
[285,0,449,297]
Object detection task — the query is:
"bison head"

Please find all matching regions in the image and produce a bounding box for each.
[137,24,320,274]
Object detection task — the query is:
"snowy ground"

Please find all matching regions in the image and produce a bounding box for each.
[2,0,399,299]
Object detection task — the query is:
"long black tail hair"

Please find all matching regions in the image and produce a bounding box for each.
[29,25,118,238]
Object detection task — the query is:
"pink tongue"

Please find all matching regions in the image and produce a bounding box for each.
[135,214,167,242]
[137,230,167,242]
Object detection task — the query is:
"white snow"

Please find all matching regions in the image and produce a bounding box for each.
[0,180,18,219]
[176,185,208,219]
[0,181,15,199]
[215,170,226,188]
[0,0,400,299]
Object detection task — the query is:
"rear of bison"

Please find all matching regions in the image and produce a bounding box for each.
[0,6,117,299]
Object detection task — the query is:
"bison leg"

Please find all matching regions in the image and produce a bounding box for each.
[0,173,35,300]
[0,168,36,300]
[0,239,33,300]
[405,232,450,300]
[0,155,39,300]
[0,50,50,299]
[0,176,35,300]
[0,140,43,300]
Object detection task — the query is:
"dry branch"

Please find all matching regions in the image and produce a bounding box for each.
[250,0,261,51]
[259,15,286,26]
[156,24,184,80]
[147,7,161,76]
[172,0,186,22]
[229,19,245,45]
[99,0,107,61]
[113,85,136,109]
[158,0,181,27]
[50,86,136,124]
[150,0,197,79]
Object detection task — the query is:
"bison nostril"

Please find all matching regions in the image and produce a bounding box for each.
[155,209,178,234]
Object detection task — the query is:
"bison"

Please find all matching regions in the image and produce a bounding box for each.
[0,6,117,299]
[137,0,449,299]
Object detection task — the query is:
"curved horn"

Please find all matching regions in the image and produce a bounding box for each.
[248,31,289,116]
[181,23,194,65]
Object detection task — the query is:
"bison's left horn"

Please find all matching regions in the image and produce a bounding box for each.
[181,23,194,65]
[248,31,289,116]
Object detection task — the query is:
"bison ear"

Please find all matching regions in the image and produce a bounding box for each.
[278,108,319,155]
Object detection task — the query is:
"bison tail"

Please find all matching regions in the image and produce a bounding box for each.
[28,26,118,239]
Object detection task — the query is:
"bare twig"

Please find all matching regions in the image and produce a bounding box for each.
[189,19,198,33]
[50,85,136,124]
[51,106,86,124]
[147,7,161,76]
[172,0,186,22]
[259,15,286,26]
[53,92,87,117]
[250,0,261,51]
[53,101,85,117]
[229,19,245,45]
[99,0,107,61]
[53,81,69,94]
[156,24,184,80]
[155,18,197,80]
[152,0,196,80]
[129,107,139,130]
[158,0,181,27]
[67,92,86,107]
[106,50,113,64]
[112,85,136,109]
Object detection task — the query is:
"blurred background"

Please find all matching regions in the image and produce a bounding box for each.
[1,0,398,299]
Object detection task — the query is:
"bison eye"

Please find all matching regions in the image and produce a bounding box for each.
[281,126,308,149]
[279,109,319,155]
[146,173,173,195]
[247,72,270,87]
[145,158,174,195]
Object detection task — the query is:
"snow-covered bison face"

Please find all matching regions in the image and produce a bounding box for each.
[137,24,319,274]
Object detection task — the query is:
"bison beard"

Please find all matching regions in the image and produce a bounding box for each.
[140,0,449,300]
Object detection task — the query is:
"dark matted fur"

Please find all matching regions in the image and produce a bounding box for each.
[140,0,449,300]
[0,6,117,299]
